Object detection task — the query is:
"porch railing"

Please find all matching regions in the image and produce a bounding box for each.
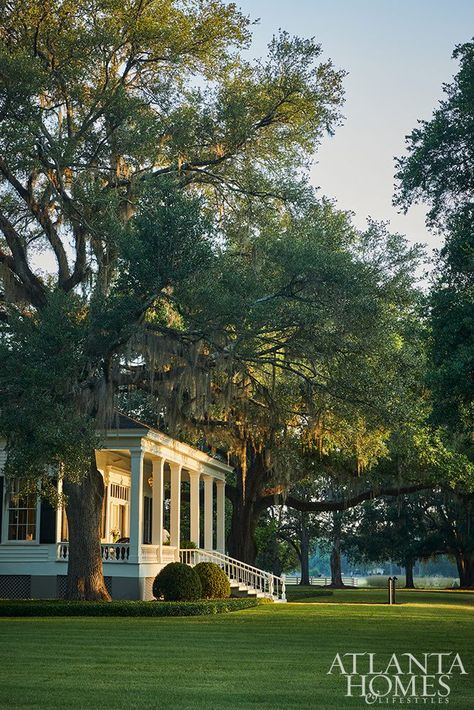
[57,542,130,562]
[180,548,286,602]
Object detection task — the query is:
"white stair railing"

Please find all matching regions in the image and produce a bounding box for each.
[180,548,286,602]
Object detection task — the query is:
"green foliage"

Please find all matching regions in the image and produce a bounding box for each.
[0,290,97,487]
[395,40,474,227]
[0,598,265,617]
[180,540,197,549]
[395,40,474,450]
[346,494,439,570]
[194,562,231,599]
[152,562,202,601]
[0,0,346,499]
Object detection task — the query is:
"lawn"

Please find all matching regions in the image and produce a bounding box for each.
[0,590,472,709]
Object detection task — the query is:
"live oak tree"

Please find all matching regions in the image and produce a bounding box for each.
[164,215,433,565]
[423,490,474,589]
[395,40,474,583]
[0,0,346,598]
[347,494,439,589]
[395,39,474,440]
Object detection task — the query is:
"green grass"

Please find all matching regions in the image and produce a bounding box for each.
[285,585,474,606]
[0,590,472,709]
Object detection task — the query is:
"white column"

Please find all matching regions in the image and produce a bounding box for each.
[169,462,182,550]
[55,476,63,544]
[105,474,112,543]
[151,458,164,560]
[129,447,145,564]
[216,479,226,553]
[203,474,214,550]
[188,470,201,548]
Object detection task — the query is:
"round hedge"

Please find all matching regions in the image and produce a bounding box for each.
[153,562,202,601]
[194,562,231,599]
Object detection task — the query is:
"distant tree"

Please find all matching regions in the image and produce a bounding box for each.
[276,481,321,585]
[423,491,474,588]
[395,39,474,442]
[395,41,474,589]
[347,494,441,588]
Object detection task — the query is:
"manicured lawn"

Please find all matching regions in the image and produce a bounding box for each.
[0,590,472,709]
[285,585,474,606]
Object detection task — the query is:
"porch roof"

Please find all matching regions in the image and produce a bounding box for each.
[102,412,233,480]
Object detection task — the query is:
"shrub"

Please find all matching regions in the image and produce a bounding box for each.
[180,540,197,549]
[194,562,231,599]
[0,598,268,617]
[153,562,202,601]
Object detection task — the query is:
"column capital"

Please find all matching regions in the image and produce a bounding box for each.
[151,457,165,472]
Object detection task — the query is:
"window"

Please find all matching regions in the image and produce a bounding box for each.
[8,480,37,541]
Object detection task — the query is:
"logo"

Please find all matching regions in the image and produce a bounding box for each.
[327,652,468,704]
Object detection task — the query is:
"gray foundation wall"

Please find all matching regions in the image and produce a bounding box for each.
[0,575,155,600]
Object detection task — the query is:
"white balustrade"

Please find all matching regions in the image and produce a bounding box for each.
[180,548,286,602]
[56,542,130,563]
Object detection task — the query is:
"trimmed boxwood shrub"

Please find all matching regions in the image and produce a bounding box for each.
[153,562,202,601]
[0,598,269,617]
[194,562,231,599]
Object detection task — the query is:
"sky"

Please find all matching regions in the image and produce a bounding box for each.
[235,0,474,258]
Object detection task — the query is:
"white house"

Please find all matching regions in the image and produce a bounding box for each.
[0,414,286,601]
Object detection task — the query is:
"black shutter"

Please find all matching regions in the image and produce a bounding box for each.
[0,477,3,543]
[40,498,56,544]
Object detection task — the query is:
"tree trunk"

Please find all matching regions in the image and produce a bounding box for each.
[404,558,415,589]
[299,518,310,585]
[227,495,260,565]
[456,551,474,589]
[227,449,269,566]
[328,512,345,588]
[329,540,344,588]
[64,455,111,600]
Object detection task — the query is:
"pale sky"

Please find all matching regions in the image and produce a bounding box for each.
[236,0,474,259]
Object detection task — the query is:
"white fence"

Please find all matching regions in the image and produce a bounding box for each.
[285,575,359,587]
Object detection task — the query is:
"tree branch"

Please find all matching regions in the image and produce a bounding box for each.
[273,483,433,514]
[0,158,70,286]
[0,210,46,307]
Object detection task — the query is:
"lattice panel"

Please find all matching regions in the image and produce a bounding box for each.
[0,574,31,599]
[56,575,113,598]
[144,576,155,600]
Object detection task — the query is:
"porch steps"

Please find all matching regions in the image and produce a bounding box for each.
[229,581,266,599]
[180,548,286,602]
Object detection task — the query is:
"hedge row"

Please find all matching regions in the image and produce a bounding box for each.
[0,598,270,617]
